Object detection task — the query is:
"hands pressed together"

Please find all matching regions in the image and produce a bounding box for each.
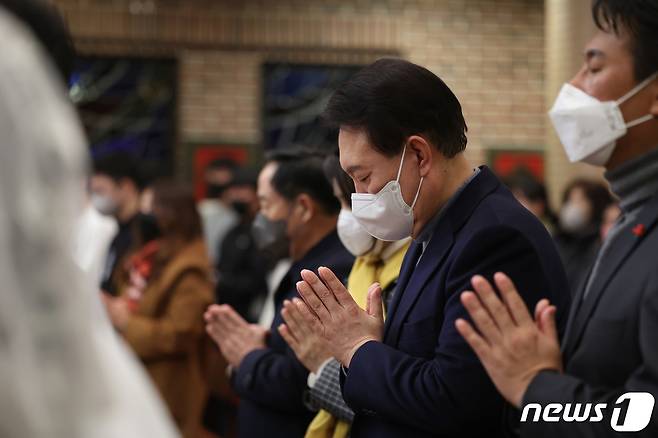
[455,272,562,408]
[204,304,268,368]
[281,267,384,368]
[204,265,561,410]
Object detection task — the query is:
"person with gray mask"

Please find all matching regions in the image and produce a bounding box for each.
[204,148,354,438]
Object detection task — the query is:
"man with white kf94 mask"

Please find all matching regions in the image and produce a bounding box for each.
[455,1,658,436]
[289,58,571,438]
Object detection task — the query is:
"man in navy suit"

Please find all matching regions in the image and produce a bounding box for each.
[205,149,354,438]
[290,58,571,437]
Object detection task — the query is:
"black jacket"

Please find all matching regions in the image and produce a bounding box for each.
[522,193,658,437]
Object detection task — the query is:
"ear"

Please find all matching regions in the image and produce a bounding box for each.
[407,135,433,178]
[295,193,315,223]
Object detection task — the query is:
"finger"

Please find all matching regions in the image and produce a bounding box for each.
[455,318,492,360]
[534,299,550,323]
[471,275,516,331]
[205,304,222,321]
[301,269,342,312]
[365,283,376,314]
[207,318,228,336]
[277,323,299,350]
[296,279,331,322]
[539,305,558,340]
[218,305,249,328]
[204,308,218,323]
[494,272,533,326]
[318,267,355,309]
[222,335,241,356]
[460,291,502,344]
[292,297,322,328]
[281,302,306,339]
[206,323,223,344]
[214,312,236,333]
[367,283,384,322]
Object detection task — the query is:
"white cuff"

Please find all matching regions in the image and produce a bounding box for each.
[307,358,333,388]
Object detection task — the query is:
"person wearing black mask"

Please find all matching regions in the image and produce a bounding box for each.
[199,158,239,263]
[205,148,354,438]
[215,168,269,322]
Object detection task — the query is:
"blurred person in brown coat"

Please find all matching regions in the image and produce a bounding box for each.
[104,180,214,438]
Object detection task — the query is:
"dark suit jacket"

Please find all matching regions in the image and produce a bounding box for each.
[342,167,571,438]
[522,193,658,437]
[232,229,354,438]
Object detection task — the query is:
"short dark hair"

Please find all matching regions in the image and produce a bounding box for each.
[231,167,259,190]
[266,148,340,215]
[504,170,550,205]
[93,152,145,190]
[207,158,238,172]
[1,0,75,84]
[592,0,658,81]
[323,58,468,158]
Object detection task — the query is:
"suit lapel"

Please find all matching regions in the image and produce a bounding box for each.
[383,166,501,345]
[384,225,454,345]
[560,262,595,348]
[563,195,658,358]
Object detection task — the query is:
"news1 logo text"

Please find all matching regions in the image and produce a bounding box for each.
[521,392,655,432]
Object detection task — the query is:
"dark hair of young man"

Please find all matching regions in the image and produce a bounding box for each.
[1,0,75,84]
[592,0,658,81]
[266,147,341,215]
[93,152,145,191]
[207,158,238,172]
[322,58,468,158]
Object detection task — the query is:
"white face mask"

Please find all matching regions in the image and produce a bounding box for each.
[559,202,589,233]
[91,193,118,216]
[351,144,424,241]
[549,72,658,166]
[337,208,376,256]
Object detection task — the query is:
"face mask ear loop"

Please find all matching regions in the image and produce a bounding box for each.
[396,143,408,182]
[616,72,658,106]
[410,177,424,210]
[625,113,656,129]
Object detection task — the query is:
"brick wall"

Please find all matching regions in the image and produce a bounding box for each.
[54,0,546,179]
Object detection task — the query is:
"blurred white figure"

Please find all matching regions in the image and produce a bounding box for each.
[73,196,118,284]
[0,9,178,438]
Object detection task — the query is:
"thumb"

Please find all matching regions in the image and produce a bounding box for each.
[366,283,384,321]
[539,305,558,340]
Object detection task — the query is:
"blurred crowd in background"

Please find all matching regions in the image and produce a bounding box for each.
[83,146,620,437]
